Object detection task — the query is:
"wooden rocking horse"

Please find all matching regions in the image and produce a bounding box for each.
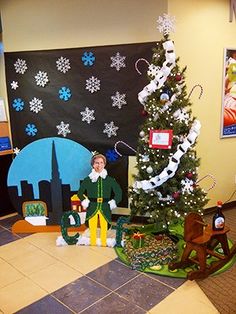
[168,212,236,280]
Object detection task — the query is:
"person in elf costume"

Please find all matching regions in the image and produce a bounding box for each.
[77,154,122,246]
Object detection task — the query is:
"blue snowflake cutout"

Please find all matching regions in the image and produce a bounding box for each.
[82,51,95,66]
[59,86,72,101]
[25,123,38,136]
[106,149,119,162]
[12,98,24,111]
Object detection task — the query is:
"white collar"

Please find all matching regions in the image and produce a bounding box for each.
[89,169,108,182]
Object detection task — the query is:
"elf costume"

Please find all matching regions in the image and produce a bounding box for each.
[77,168,122,246]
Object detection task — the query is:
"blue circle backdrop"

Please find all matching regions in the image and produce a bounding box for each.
[7,137,92,201]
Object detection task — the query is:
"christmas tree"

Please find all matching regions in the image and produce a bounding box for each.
[129,14,208,230]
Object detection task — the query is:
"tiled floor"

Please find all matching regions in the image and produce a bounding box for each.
[0,214,219,313]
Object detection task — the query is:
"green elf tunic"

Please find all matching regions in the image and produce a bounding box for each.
[77,169,122,223]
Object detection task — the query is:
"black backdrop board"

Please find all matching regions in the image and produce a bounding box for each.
[4,42,155,154]
[4,42,156,210]
[0,155,14,216]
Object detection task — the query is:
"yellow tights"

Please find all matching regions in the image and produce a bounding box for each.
[88,210,108,246]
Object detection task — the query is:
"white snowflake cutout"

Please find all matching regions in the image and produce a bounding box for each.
[181,178,194,194]
[110,52,126,71]
[103,121,119,138]
[56,56,71,73]
[173,109,189,124]
[80,107,95,124]
[157,14,175,35]
[14,58,27,74]
[111,91,127,109]
[35,71,49,87]
[29,97,43,113]
[10,81,19,90]
[56,121,71,137]
[85,76,100,93]
[13,147,20,155]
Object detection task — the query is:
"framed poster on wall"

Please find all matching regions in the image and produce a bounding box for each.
[221,48,236,137]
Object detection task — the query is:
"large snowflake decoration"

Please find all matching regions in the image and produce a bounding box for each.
[10,81,19,90]
[105,149,119,162]
[56,121,71,137]
[56,56,71,73]
[110,52,126,71]
[103,121,119,138]
[12,98,24,111]
[173,109,190,124]
[181,178,194,194]
[80,107,95,124]
[25,124,37,136]
[14,58,27,74]
[35,71,49,87]
[82,52,95,66]
[59,86,72,101]
[157,14,175,35]
[29,97,43,113]
[85,76,101,93]
[111,91,127,109]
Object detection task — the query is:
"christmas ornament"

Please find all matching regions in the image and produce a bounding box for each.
[146,166,153,174]
[172,191,180,199]
[135,58,151,75]
[149,130,173,149]
[186,172,193,179]
[114,140,137,157]
[196,174,217,192]
[175,74,182,81]
[160,93,170,103]
[139,130,145,137]
[188,84,203,99]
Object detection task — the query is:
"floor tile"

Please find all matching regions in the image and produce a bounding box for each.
[23,232,61,249]
[144,272,186,289]
[8,248,56,275]
[89,245,118,259]
[52,276,111,313]
[15,295,74,314]
[47,245,113,274]
[0,277,47,313]
[149,280,219,314]
[0,238,37,261]
[29,260,83,293]
[87,259,139,290]
[115,274,174,311]
[81,292,146,314]
[0,229,20,246]
[0,259,24,288]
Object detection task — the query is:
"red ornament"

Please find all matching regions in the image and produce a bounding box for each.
[175,74,182,81]
[186,172,193,179]
[172,191,180,199]
[141,109,148,116]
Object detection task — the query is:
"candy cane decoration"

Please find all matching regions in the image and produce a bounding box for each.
[135,58,151,75]
[196,174,216,192]
[114,141,137,157]
[188,84,203,99]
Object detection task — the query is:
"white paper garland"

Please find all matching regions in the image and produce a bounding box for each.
[133,119,201,191]
[138,40,176,105]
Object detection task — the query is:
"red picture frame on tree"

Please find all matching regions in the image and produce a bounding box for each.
[149,129,173,149]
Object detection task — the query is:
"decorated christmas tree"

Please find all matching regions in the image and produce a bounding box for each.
[129,14,208,230]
